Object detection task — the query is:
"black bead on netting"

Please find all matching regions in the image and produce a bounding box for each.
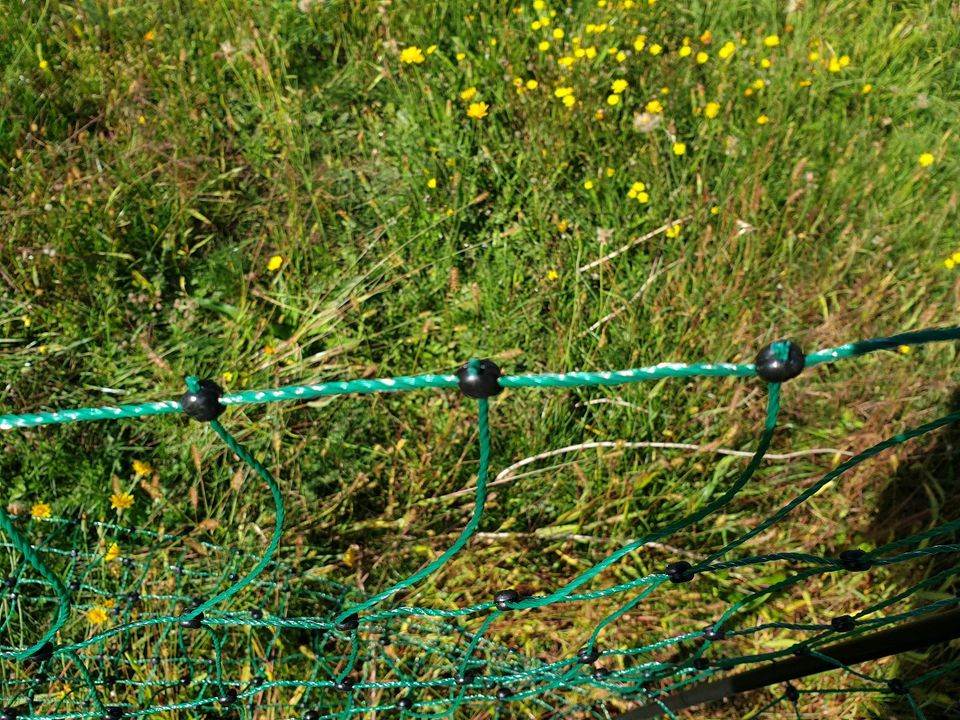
[304,712,320,720]
[251,677,264,687]
[68,580,81,592]
[220,689,238,705]
[378,635,392,646]
[250,609,263,620]
[181,379,226,422]
[2,577,14,589]
[754,340,805,383]
[336,678,356,692]
[397,696,414,711]
[0,707,22,720]
[495,687,512,701]
[887,678,908,695]
[665,561,695,584]
[831,615,856,632]
[456,360,504,399]
[456,669,482,686]
[180,612,205,629]
[838,549,872,572]
[576,646,600,665]
[692,658,710,671]
[336,613,359,631]
[228,573,239,582]
[591,668,610,681]
[127,592,141,606]
[494,589,520,611]
[785,683,800,702]
[703,625,725,641]
[26,641,54,664]
[179,675,191,687]
[104,708,124,720]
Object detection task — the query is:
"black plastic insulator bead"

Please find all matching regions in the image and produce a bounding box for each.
[592,667,609,681]
[831,615,856,632]
[336,678,355,692]
[127,592,141,605]
[304,712,320,720]
[495,687,512,701]
[887,678,908,695]
[576,646,600,665]
[665,561,695,584]
[703,626,725,641]
[180,380,226,422]
[250,609,263,620]
[494,589,520,611]
[179,674,191,687]
[220,688,238,705]
[252,677,264,687]
[228,573,239,582]
[397,697,414,711]
[456,360,504,399]
[838,549,872,572]
[378,635,391,646]
[785,683,800,702]
[104,708,124,720]
[455,669,481,686]
[755,341,805,383]
[179,612,205,629]
[692,657,710,671]
[26,641,54,664]
[68,580,81,592]
[336,613,359,631]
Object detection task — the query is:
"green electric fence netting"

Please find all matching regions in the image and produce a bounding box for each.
[1,327,959,720]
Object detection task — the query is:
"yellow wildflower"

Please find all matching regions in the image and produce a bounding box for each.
[38,59,49,70]
[809,51,820,62]
[607,94,621,106]
[526,79,539,90]
[696,51,708,64]
[87,607,109,625]
[267,255,283,271]
[718,41,735,59]
[538,41,550,51]
[466,102,489,119]
[552,28,564,40]
[764,34,780,47]
[838,54,850,67]
[558,56,574,67]
[752,78,765,90]
[678,46,692,58]
[562,94,576,107]
[645,99,663,113]
[110,492,134,511]
[554,87,573,98]
[918,152,935,167]
[633,35,646,52]
[546,270,559,282]
[757,114,770,125]
[460,86,477,101]
[583,180,594,189]
[862,83,873,94]
[585,46,597,59]
[31,502,52,519]
[649,43,662,55]
[946,258,956,270]
[897,345,911,354]
[672,142,686,156]
[132,459,152,477]
[611,79,628,94]
[143,29,156,42]
[456,52,466,61]
[828,57,841,72]
[760,58,771,68]
[700,30,713,44]
[400,46,426,64]
[616,51,626,62]
[665,223,681,238]
[704,101,720,119]
[710,206,720,215]
[105,543,121,562]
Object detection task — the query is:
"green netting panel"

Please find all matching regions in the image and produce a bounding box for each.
[0,327,958,720]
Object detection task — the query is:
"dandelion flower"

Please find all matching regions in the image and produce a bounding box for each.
[862,83,873,94]
[764,34,780,47]
[828,57,841,72]
[105,543,121,562]
[546,270,559,282]
[554,87,574,98]
[808,51,820,62]
[678,46,692,58]
[616,51,626,62]
[455,52,466,61]
[400,46,426,64]
[607,94,621,106]
[756,114,770,125]
[31,502,52,519]
[552,28,564,40]
[704,101,720,119]
[700,30,713,44]
[267,255,283,271]
[132,459,153,477]
[760,58,771,68]
[696,51,708,64]
[611,79,628,94]
[918,152,935,167]
[633,35,646,52]
[897,345,911,354]
[672,142,687,156]
[562,94,576,107]
[952,251,960,263]
[838,54,850,67]
[645,99,663,113]
[39,59,49,70]
[538,41,551,52]
[583,180,594,189]
[718,41,735,59]
[627,181,646,198]
[466,102,489,119]
[460,86,477,101]
[710,206,720,215]
[110,492,134,511]
[143,29,156,42]
[665,223,681,238]
[525,79,539,90]
[87,607,109,625]
[946,258,956,270]
[648,43,662,55]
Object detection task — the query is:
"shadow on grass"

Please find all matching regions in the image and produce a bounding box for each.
[865,387,960,719]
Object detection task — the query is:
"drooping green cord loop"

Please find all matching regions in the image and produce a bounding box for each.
[335,396,491,624]
[0,506,71,661]
[180,377,285,623]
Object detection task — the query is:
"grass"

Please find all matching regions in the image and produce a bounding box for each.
[1,0,959,717]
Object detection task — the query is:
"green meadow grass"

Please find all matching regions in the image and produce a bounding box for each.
[1,0,958,717]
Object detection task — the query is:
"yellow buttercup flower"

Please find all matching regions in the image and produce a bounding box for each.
[672,142,686,156]
[611,79,628,94]
[460,86,477,101]
[267,255,283,272]
[427,178,437,189]
[718,41,735,59]
[583,180,594,189]
[764,34,780,47]
[132,459,153,477]
[87,607,109,625]
[862,83,873,94]
[704,102,720,119]
[648,43,662,55]
[645,99,663,113]
[31,502,52,519]
[466,102,489,119]
[538,41,550,52]
[607,94,621,106]
[562,94,576,107]
[696,51,708,64]
[678,46,692,58]
[399,46,426,64]
[525,79,539,90]
[545,269,559,282]
[554,87,573,98]
[828,57,841,72]
[665,223,681,238]
[111,492,134,511]
[918,152,935,167]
